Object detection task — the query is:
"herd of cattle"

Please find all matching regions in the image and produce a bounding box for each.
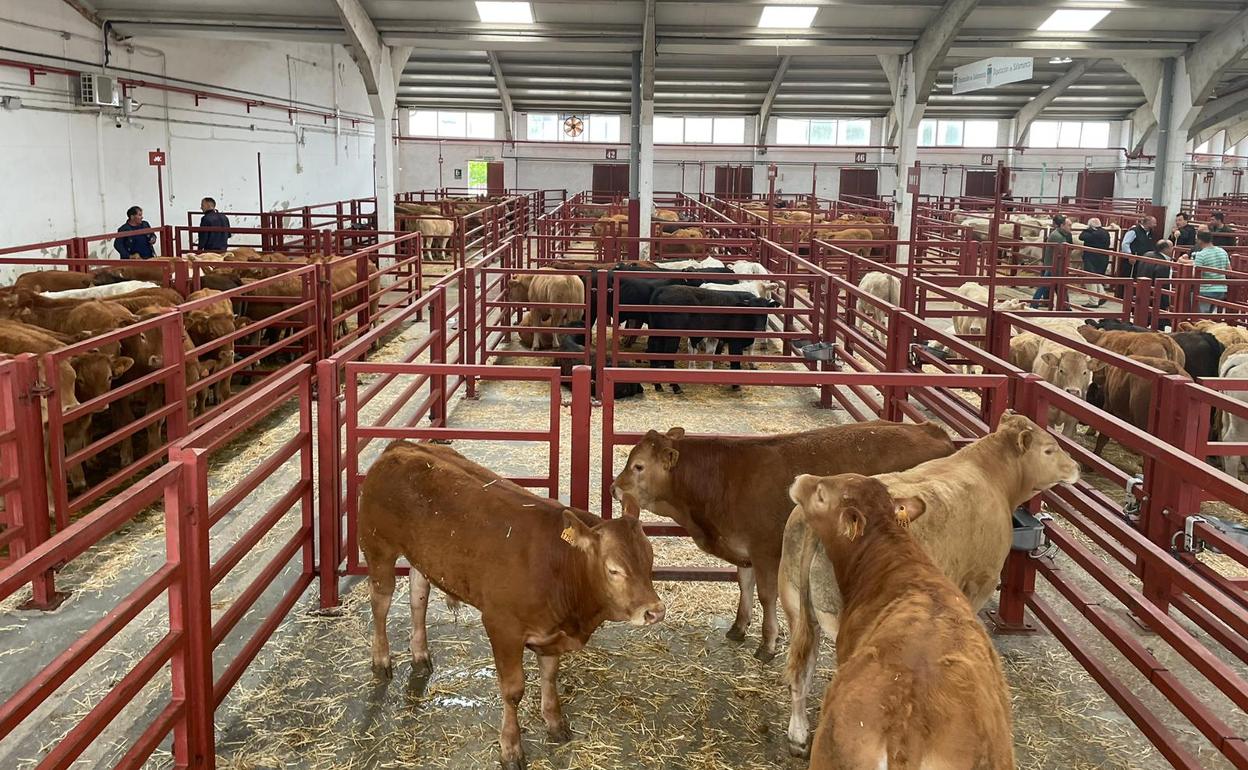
[857,270,1248,474]
[360,409,1078,768]
[396,194,527,259]
[507,254,782,393]
[0,247,377,494]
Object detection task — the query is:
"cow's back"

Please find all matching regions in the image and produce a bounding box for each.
[359,441,570,618]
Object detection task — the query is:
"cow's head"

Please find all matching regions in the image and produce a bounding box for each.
[996,411,1080,495]
[611,427,684,509]
[560,499,664,626]
[69,351,134,406]
[507,274,535,302]
[1039,349,1101,398]
[788,473,925,558]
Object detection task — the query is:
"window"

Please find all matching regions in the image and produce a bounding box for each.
[655,115,749,144]
[1027,120,1112,149]
[774,117,871,145]
[525,113,620,142]
[409,110,496,139]
[918,119,999,147]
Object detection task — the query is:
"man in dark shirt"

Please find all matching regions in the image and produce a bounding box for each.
[114,205,156,259]
[1171,212,1197,247]
[1207,212,1236,248]
[1077,217,1112,307]
[1136,240,1175,327]
[197,197,232,252]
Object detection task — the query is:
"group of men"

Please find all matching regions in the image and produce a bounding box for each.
[1033,210,1235,314]
[112,197,231,259]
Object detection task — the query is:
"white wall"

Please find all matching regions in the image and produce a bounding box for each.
[0,3,376,257]
[397,112,1209,204]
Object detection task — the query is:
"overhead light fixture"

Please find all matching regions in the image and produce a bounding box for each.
[1037,9,1111,32]
[758,5,818,29]
[476,2,533,24]
[1050,56,1074,64]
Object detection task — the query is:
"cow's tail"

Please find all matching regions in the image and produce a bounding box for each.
[784,512,820,687]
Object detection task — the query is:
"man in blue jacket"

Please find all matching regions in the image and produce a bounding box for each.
[114,206,156,259]
[197,197,231,252]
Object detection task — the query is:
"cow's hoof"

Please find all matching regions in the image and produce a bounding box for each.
[754,645,776,663]
[730,384,742,391]
[372,659,393,679]
[547,719,573,743]
[411,655,432,678]
[788,738,811,759]
[500,755,526,770]
[671,385,683,395]
[653,384,663,392]
[725,626,747,642]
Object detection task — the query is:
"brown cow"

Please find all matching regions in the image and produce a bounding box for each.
[610,421,956,660]
[781,412,1078,754]
[359,441,664,769]
[791,473,1015,770]
[508,271,585,350]
[1095,355,1190,455]
[591,214,629,237]
[14,270,93,293]
[658,227,707,257]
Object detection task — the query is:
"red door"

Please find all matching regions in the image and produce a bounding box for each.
[964,170,996,197]
[714,166,754,199]
[486,161,505,196]
[839,168,879,198]
[591,164,629,203]
[1076,171,1115,201]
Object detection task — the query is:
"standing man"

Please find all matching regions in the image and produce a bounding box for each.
[1178,230,1230,313]
[1078,217,1111,306]
[1136,239,1175,327]
[1207,211,1236,248]
[1171,212,1198,248]
[197,197,231,252]
[114,205,157,259]
[1118,214,1157,292]
[1031,214,1073,307]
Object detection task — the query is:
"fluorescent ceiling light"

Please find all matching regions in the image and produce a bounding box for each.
[758,5,818,28]
[476,2,533,24]
[1049,56,1073,64]
[1037,10,1110,32]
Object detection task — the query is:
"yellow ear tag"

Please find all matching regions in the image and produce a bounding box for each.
[895,505,910,528]
[561,526,576,544]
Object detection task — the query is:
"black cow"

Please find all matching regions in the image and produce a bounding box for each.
[645,285,780,393]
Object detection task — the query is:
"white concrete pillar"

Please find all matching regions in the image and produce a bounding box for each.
[1152,57,1192,230]
[372,94,397,233]
[638,98,654,255]
[891,54,920,262]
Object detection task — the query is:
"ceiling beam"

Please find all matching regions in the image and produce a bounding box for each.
[1185,6,1248,104]
[1228,116,1248,148]
[642,0,656,101]
[1188,87,1248,136]
[1014,58,1100,140]
[333,0,386,96]
[486,52,515,140]
[912,0,981,96]
[757,56,791,145]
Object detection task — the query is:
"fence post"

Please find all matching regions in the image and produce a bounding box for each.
[11,355,60,609]
[987,376,1040,633]
[570,366,592,511]
[465,264,479,398]
[882,311,907,421]
[317,261,334,359]
[166,447,217,769]
[1136,375,1207,611]
[163,313,190,444]
[430,287,447,426]
[315,359,342,608]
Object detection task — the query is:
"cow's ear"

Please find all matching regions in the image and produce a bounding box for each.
[620,494,641,519]
[893,496,926,527]
[111,356,135,377]
[188,310,208,323]
[839,506,866,543]
[661,447,680,470]
[1040,352,1060,368]
[1016,427,1034,453]
[560,509,597,551]
[665,427,685,440]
